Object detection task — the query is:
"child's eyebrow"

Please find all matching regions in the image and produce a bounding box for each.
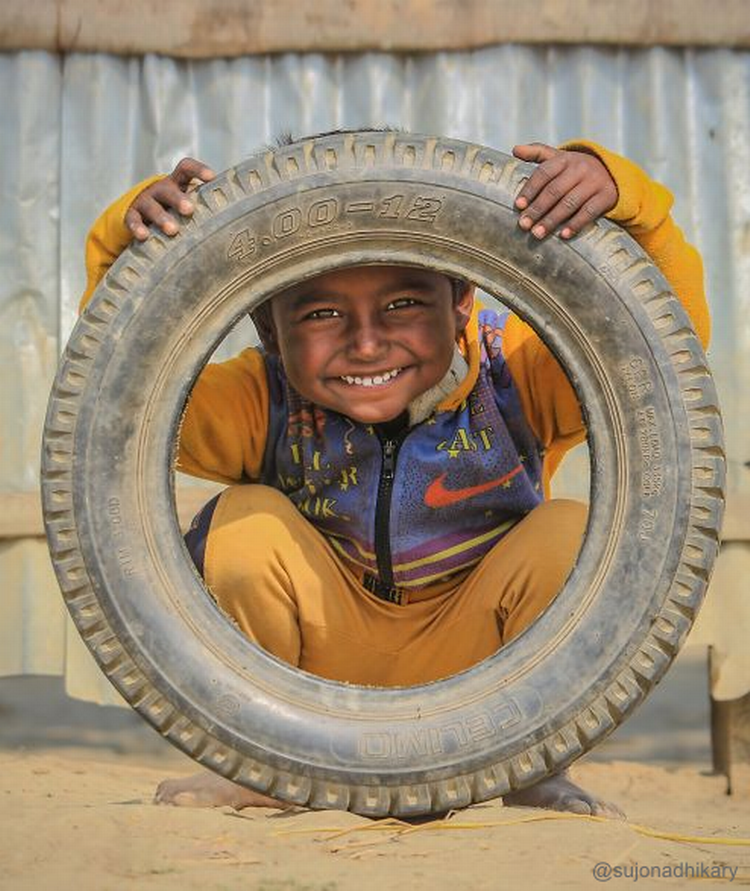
[378,278,435,297]
[286,291,341,311]
[287,277,435,310]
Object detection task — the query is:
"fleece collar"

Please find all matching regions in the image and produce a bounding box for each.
[406,300,482,425]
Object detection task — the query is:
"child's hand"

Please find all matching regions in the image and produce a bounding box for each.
[125,157,216,241]
[512,143,618,240]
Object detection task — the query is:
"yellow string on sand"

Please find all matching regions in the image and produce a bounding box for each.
[274,811,750,847]
[626,822,750,848]
[322,817,413,841]
[274,812,575,837]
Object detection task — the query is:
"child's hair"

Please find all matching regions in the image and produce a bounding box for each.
[249,127,470,350]
[272,125,398,148]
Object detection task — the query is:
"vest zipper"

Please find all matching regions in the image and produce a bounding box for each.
[374,432,406,590]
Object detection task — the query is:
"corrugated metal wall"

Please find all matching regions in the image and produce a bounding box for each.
[2,46,748,704]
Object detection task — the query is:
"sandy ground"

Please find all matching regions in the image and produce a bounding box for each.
[2,649,749,891]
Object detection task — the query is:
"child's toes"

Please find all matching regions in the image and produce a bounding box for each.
[559,794,594,815]
[154,771,289,810]
[503,770,626,820]
[589,797,626,820]
[154,776,196,806]
[559,789,625,819]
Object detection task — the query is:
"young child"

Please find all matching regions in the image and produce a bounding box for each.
[80,136,710,817]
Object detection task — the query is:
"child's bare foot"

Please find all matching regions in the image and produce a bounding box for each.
[154,770,289,810]
[156,767,622,817]
[503,770,625,818]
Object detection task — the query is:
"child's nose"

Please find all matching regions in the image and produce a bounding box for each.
[347,318,389,360]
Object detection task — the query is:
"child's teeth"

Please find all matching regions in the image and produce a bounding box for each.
[341,369,401,386]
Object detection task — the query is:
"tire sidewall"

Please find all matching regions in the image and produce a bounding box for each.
[46,134,721,807]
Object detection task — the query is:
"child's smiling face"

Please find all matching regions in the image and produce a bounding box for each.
[266,266,474,424]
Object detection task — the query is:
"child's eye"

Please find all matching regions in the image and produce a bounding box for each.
[304,307,341,320]
[387,296,420,310]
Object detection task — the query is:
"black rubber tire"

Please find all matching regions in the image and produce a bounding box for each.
[42,131,725,816]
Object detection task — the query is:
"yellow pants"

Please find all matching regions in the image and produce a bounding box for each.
[202,485,587,687]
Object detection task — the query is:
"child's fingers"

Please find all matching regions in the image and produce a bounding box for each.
[557,191,619,239]
[124,158,216,242]
[128,193,181,237]
[170,157,217,188]
[124,207,150,241]
[512,143,618,238]
[513,149,569,212]
[150,178,198,216]
[530,184,599,239]
[516,168,587,235]
[512,143,559,164]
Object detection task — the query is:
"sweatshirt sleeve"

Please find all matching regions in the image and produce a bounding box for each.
[177,348,270,485]
[505,140,711,490]
[80,176,164,311]
[79,180,269,484]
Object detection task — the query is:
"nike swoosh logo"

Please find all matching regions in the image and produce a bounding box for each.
[424,464,524,508]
